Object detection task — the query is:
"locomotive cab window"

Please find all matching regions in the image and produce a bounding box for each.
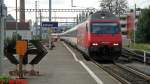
[91,23,120,34]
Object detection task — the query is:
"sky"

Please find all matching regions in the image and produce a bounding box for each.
[3,0,150,22]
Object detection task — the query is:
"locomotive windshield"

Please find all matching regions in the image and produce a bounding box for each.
[91,23,120,34]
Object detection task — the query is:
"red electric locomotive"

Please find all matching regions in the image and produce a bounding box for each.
[61,11,122,61]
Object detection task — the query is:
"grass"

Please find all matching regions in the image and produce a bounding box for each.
[126,43,150,52]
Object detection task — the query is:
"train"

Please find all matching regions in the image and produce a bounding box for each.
[60,11,122,61]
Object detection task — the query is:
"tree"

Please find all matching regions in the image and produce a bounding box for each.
[100,0,128,15]
[136,8,150,43]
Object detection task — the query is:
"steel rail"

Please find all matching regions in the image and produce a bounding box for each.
[115,63,150,81]
[91,59,131,84]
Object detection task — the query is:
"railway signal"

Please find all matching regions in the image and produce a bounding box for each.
[5,40,47,76]
[16,40,28,78]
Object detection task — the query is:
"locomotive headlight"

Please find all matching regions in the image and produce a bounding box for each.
[113,43,119,46]
[92,43,98,46]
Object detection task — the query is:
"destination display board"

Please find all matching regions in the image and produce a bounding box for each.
[42,22,58,28]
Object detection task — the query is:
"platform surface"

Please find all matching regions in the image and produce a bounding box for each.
[2,41,122,84]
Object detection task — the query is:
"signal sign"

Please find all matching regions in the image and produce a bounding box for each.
[16,40,28,56]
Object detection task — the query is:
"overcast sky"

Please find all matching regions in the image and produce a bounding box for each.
[4,0,150,22]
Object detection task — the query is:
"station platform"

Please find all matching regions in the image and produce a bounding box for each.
[27,41,121,84]
[2,41,122,84]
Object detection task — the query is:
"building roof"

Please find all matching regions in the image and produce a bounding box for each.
[6,22,30,30]
[6,14,16,22]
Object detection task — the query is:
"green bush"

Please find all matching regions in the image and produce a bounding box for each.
[0,75,10,84]
[136,7,150,43]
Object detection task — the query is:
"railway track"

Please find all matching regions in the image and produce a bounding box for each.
[92,59,150,84]
[65,42,150,84]
[122,48,150,64]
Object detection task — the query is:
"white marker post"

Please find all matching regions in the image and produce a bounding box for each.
[144,51,146,63]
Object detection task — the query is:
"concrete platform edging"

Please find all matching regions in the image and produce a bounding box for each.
[62,42,104,84]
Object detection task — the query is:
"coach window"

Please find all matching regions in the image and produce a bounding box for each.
[122,31,127,35]
[121,24,126,28]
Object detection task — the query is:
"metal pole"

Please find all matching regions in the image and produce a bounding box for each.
[0,3,3,74]
[19,56,23,78]
[144,51,146,63]
[0,2,2,75]
[20,0,25,22]
[49,0,51,49]
[71,0,76,7]
[49,0,51,21]
[0,2,4,74]
[39,10,42,40]
[35,1,37,39]
[71,0,73,7]
[133,3,136,45]
[0,16,4,75]
[16,0,18,40]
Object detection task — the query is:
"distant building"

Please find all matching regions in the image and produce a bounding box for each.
[5,15,32,40]
[119,10,140,46]
[5,21,32,40]
[6,14,16,22]
[120,11,140,37]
